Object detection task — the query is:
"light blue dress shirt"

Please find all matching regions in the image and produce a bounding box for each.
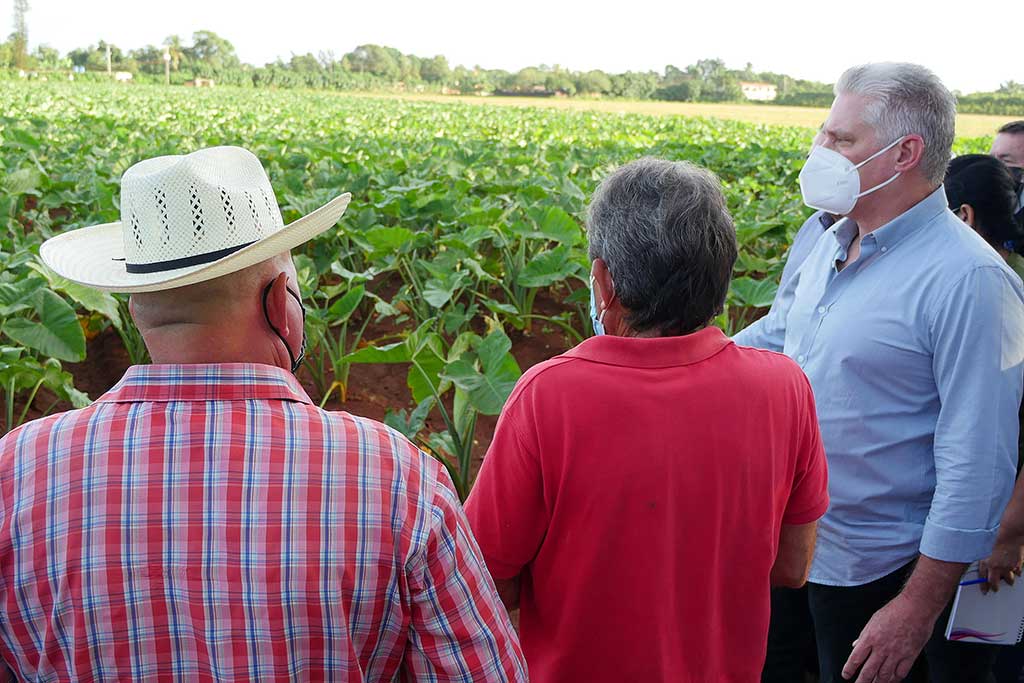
[735,188,1024,586]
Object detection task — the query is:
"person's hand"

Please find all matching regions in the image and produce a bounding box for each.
[842,594,935,682]
[979,542,1024,593]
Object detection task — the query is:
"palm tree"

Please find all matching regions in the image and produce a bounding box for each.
[162,35,184,71]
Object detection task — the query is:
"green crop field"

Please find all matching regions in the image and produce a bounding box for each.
[0,82,996,494]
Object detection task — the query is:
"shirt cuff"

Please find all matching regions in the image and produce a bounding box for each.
[919,519,999,563]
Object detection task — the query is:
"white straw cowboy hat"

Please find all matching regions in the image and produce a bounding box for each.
[40,146,351,293]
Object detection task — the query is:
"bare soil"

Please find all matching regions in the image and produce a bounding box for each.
[11,291,577,475]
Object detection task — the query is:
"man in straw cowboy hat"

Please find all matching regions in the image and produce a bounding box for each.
[0,146,526,682]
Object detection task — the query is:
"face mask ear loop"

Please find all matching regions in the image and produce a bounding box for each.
[852,137,905,170]
[855,171,902,198]
[262,281,298,372]
[850,137,905,198]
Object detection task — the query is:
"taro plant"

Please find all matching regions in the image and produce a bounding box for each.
[0,346,89,434]
[0,278,86,366]
[112,297,151,366]
[304,278,373,406]
[0,271,91,435]
[295,243,398,406]
[345,321,521,500]
[32,260,151,366]
[480,205,590,341]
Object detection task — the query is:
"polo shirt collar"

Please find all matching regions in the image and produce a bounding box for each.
[96,363,314,405]
[563,326,733,368]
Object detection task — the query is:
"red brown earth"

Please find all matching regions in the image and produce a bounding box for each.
[8,290,577,476]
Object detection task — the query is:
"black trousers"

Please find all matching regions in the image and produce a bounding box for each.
[806,562,997,683]
[762,586,816,683]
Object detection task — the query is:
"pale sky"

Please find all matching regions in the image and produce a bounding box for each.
[7,0,1018,94]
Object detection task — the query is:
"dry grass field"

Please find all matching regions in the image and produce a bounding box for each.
[391,93,1013,139]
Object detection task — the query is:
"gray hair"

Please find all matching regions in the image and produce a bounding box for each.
[835,63,956,185]
[587,157,737,336]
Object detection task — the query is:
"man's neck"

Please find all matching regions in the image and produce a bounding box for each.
[849,180,938,236]
[142,325,285,368]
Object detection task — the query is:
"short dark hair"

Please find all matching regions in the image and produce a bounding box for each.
[998,121,1024,136]
[586,157,738,336]
[945,154,1022,245]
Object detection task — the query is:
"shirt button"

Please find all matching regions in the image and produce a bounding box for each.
[797,355,806,363]
[817,306,826,314]
[881,246,888,252]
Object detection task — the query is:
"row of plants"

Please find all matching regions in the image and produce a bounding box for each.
[0,82,994,495]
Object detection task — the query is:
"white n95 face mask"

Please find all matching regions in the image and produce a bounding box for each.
[799,138,904,215]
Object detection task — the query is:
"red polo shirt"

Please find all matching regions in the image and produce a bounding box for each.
[465,327,828,683]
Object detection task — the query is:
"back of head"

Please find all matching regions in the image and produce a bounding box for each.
[835,63,956,186]
[130,260,268,330]
[945,154,1022,246]
[586,157,738,336]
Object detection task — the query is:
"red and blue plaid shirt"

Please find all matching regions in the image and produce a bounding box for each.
[0,363,526,682]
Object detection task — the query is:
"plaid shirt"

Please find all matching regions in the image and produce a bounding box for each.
[0,364,526,682]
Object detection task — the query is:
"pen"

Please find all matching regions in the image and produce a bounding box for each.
[959,578,989,587]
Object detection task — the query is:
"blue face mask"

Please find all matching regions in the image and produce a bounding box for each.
[590,278,605,336]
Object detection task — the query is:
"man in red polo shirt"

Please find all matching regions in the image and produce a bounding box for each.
[465,157,829,683]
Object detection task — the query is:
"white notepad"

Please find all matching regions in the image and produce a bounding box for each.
[946,563,1024,645]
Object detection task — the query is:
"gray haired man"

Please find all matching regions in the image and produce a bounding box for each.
[735,63,1024,683]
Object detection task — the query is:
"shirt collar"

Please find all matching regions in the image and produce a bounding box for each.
[564,326,733,369]
[817,211,838,230]
[96,363,314,405]
[863,185,949,252]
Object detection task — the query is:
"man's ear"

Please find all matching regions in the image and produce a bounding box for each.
[591,258,615,311]
[264,271,291,338]
[894,134,926,174]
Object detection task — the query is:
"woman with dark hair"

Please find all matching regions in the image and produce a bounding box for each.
[945,154,1024,278]
[952,154,1024,683]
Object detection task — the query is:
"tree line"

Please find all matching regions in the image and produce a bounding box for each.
[2,25,1022,116]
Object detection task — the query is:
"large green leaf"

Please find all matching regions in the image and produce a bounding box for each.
[441,341,521,416]
[513,207,582,245]
[2,290,86,362]
[384,396,435,441]
[2,168,42,196]
[477,329,513,374]
[40,358,91,408]
[408,348,446,404]
[344,341,410,364]
[517,246,579,288]
[423,272,469,309]
[537,206,582,245]
[731,276,779,308]
[41,271,122,329]
[364,226,416,253]
[735,221,785,246]
[327,285,365,325]
[0,281,37,318]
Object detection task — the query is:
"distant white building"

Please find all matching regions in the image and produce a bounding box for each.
[740,81,777,101]
[114,71,133,83]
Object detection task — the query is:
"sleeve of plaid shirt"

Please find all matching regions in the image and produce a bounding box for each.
[400,459,528,683]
